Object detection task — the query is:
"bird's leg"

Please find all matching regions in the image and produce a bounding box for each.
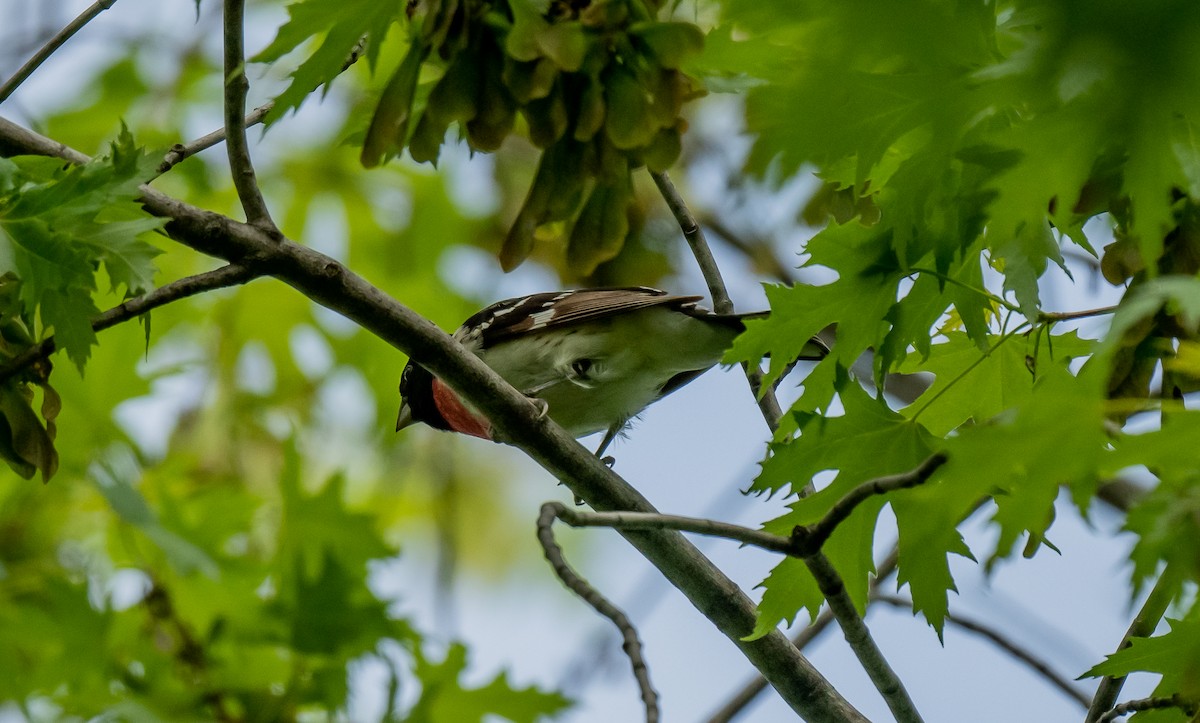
[594,424,620,467]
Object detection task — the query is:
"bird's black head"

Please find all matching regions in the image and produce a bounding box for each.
[396,360,451,431]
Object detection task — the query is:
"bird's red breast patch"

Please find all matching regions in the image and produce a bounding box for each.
[431,378,493,440]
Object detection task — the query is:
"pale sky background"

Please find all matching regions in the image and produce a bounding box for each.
[0,1,1165,721]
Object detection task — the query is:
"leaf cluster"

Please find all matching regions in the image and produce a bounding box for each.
[317,0,705,273]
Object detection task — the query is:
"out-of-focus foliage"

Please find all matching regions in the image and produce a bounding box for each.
[4,0,1200,718]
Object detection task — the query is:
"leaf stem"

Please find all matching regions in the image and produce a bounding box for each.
[907,266,1020,314]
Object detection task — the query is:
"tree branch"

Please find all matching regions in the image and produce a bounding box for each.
[0,115,867,723]
[791,454,948,556]
[1085,563,1183,721]
[1096,694,1199,723]
[538,503,658,723]
[0,0,118,103]
[540,503,796,555]
[704,549,901,723]
[1038,305,1118,323]
[0,264,257,385]
[650,168,924,723]
[222,0,276,231]
[648,170,784,425]
[157,102,273,177]
[872,594,1090,709]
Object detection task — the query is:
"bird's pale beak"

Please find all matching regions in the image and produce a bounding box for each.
[396,401,415,432]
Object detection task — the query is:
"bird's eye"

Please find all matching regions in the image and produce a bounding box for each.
[571,358,592,377]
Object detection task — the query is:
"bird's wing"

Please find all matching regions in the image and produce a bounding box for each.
[455,287,705,349]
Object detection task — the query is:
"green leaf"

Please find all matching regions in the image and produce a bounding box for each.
[727,223,904,409]
[753,376,935,626]
[0,131,163,371]
[1084,617,1200,700]
[277,445,393,585]
[0,383,57,481]
[254,0,403,122]
[630,22,705,70]
[940,366,1106,566]
[749,557,822,639]
[892,489,975,640]
[899,330,1095,437]
[91,446,219,576]
[408,643,572,722]
[40,287,100,370]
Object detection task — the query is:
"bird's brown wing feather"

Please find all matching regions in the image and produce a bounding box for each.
[456,287,706,348]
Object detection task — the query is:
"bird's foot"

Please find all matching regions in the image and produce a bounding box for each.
[526,396,550,420]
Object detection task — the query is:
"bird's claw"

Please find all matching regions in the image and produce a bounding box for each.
[527,397,550,420]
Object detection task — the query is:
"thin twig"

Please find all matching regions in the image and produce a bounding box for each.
[222,0,276,230]
[907,267,1021,315]
[648,170,786,425]
[545,504,794,554]
[650,168,923,723]
[1038,305,1118,323]
[1085,563,1182,721]
[1096,694,1199,723]
[0,264,256,385]
[872,594,1091,709]
[156,102,273,177]
[0,0,118,103]
[705,548,901,723]
[793,454,948,555]
[538,503,659,723]
[550,457,945,559]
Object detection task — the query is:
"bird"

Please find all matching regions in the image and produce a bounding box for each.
[395,286,828,456]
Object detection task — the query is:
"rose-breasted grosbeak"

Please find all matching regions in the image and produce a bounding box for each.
[395,286,828,454]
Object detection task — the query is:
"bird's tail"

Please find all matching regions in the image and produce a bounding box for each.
[707,309,829,361]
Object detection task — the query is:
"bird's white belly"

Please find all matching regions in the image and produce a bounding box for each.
[475,311,730,438]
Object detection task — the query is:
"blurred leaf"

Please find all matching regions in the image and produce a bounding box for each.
[408,643,571,723]
[254,0,403,122]
[0,382,57,480]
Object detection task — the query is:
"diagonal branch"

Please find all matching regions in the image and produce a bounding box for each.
[651,168,924,723]
[222,0,276,231]
[0,0,119,104]
[539,503,658,723]
[1085,562,1182,722]
[705,548,901,723]
[0,264,257,385]
[0,115,867,723]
